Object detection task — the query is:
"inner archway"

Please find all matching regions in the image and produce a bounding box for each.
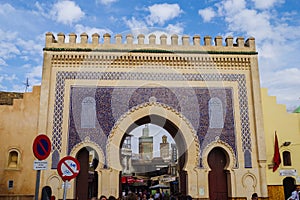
[119,115,187,197]
[120,123,179,197]
[107,103,199,197]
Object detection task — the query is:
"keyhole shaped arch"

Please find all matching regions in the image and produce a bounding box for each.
[106,102,200,172]
[202,140,236,171]
[70,140,105,170]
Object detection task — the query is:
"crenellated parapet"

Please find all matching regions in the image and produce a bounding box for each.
[45,32,256,52]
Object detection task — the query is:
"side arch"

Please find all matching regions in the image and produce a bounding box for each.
[46,174,61,199]
[202,140,236,171]
[107,101,200,172]
[241,172,257,194]
[70,139,105,170]
[203,141,236,199]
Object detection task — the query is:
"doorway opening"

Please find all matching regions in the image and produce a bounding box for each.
[208,147,229,200]
[119,115,187,198]
[76,147,99,200]
[283,177,296,199]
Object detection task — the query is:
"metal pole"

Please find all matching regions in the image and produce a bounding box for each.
[63,181,68,200]
[34,170,41,200]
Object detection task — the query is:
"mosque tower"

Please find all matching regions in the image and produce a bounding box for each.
[160,135,170,160]
[138,124,153,160]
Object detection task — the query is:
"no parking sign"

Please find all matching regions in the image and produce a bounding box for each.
[57,156,80,182]
[32,134,51,160]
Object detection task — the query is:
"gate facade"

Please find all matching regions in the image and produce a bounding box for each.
[39,32,268,199]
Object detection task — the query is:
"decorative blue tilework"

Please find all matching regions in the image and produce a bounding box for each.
[51,71,251,168]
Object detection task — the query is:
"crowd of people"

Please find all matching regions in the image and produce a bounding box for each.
[97,190,193,200]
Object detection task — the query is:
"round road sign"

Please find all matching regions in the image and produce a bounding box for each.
[57,156,80,182]
[32,134,51,160]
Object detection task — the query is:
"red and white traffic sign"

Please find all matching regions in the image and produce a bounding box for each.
[32,134,51,160]
[57,156,80,182]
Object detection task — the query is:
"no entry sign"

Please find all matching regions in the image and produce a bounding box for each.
[32,134,51,160]
[57,156,80,182]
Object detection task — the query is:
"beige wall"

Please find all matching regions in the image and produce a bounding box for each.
[261,88,300,185]
[0,86,40,196]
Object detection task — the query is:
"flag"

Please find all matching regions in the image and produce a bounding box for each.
[273,132,281,172]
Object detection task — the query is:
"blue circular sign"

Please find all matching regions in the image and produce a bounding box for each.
[33,134,51,160]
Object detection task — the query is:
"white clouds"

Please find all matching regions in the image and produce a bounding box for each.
[96,0,118,5]
[123,17,149,35]
[165,23,184,35]
[0,42,20,60]
[0,74,18,91]
[218,0,246,16]
[262,67,300,111]
[17,38,43,58]
[198,7,216,22]
[0,59,7,67]
[251,0,284,10]
[0,28,43,65]
[74,24,112,37]
[50,1,84,25]
[269,68,300,86]
[0,3,15,15]
[146,3,183,26]
[226,9,274,40]
[122,17,184,44]
[197,0,300,109]
[122,3,184,40]
[0,29,20,62]
[26,66,42,86]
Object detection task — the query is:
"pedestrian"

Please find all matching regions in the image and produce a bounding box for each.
[109,196,117,200]
[141,194,147,200]
[154,189,161,199]
[126,193,138,200]
[288,186,299,200]
[251,193,258,200]
[99,195,108,200]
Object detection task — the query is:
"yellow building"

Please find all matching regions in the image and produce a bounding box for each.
[0,87,40,200]
[261,88,300,199]
[0,32,299,200]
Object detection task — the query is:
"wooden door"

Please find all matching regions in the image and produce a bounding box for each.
[76,148,89,200]
[208,147,228,200]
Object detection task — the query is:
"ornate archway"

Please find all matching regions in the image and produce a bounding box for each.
[107,102,200,196]
[202,140,236,199]
[69,141,105,199]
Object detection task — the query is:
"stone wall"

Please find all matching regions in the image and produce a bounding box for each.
[0,92,23,105]
[0,86,40,196]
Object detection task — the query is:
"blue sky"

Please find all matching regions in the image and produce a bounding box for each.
[0,0,299,111]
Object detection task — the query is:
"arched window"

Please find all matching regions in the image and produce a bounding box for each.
[81,97,96,128]
[283,151,292,166]
[8,150,19,168]
[209,97,224,128]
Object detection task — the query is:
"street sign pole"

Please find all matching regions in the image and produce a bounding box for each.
[57,156,80,200]
[32,134,51,200]
[34,170,41,200]
[63,181,68,200]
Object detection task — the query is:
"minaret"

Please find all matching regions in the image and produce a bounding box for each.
[160,135,170,160]
[171,143,178,163]
[139,124,153,160]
